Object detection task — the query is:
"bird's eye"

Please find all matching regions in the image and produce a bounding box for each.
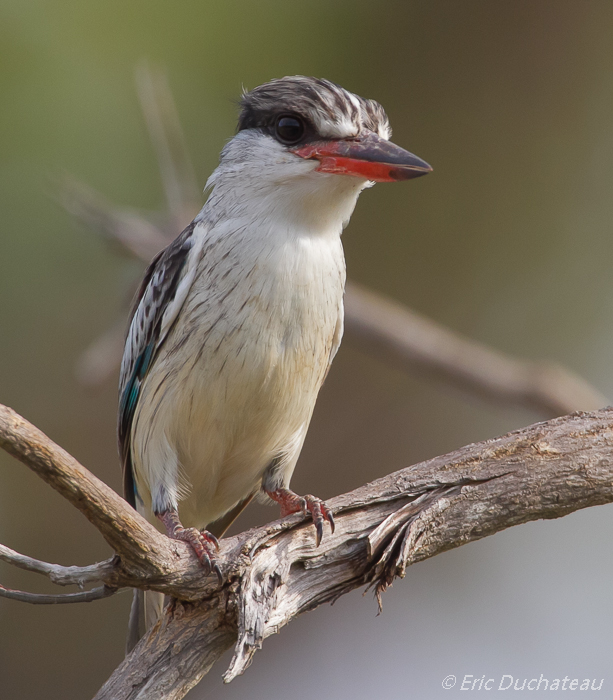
[274,115,305,144]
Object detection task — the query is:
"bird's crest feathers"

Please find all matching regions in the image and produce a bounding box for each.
[238,75,391,141]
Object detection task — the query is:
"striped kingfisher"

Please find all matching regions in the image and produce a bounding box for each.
[118,76,431,645]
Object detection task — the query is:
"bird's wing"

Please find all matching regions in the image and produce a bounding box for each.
[322,298,344,384]
[118,220,203,507]
[329,298,344,365]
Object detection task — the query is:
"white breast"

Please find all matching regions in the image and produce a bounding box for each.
[131,219,345,528]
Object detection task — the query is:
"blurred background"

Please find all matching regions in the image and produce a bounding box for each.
[2,1,613,697]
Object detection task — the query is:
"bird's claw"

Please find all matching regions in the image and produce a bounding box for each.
[174,527,221,579]
[266,488,335,546]
[302,495,335,546]
[157,510,222,582]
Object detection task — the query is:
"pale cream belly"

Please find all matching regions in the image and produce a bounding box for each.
[131,226,345,530]
[132,290,339,530]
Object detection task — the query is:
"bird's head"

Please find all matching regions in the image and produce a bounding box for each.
[206,76,431,232]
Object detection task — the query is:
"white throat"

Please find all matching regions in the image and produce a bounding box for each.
[198,130,370,241]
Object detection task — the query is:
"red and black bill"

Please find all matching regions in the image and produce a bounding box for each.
[293,131,432,182]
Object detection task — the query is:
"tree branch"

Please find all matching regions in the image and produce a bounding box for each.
[344,281,608,416]
[0,404,175,579]
[0,543,114,587]
[59,176,170,261]
[2,402,613,697]
[0,584,117,605]
[134,62,202,227]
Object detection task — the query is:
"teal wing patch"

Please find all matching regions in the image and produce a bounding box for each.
[118,222,195,507]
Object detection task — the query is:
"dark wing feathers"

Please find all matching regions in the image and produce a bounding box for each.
[118,222,196,507]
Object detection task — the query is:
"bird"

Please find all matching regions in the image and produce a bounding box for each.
[118,75,431,648]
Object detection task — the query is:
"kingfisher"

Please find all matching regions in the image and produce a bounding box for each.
[118,76,431,646]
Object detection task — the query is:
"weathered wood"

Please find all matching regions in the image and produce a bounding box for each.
[0,405,174,578]
[2,404,613,698]
[96,593,236,700]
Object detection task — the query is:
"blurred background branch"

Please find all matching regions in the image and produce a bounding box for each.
[344,282,607,416]
[61,64,607,417]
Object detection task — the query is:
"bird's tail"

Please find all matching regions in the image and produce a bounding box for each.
[126,501,167,655]
[126,589,165,654]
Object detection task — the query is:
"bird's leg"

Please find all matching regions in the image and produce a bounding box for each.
[265,487,335,546]
[157,509,221,580]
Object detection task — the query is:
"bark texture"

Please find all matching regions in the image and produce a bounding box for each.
[2,404,613,698]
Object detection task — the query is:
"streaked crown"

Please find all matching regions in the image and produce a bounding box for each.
[238,76,391,143]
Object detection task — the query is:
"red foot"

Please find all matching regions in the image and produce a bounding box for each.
[157,510,221,581]
[265,488,335,546]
